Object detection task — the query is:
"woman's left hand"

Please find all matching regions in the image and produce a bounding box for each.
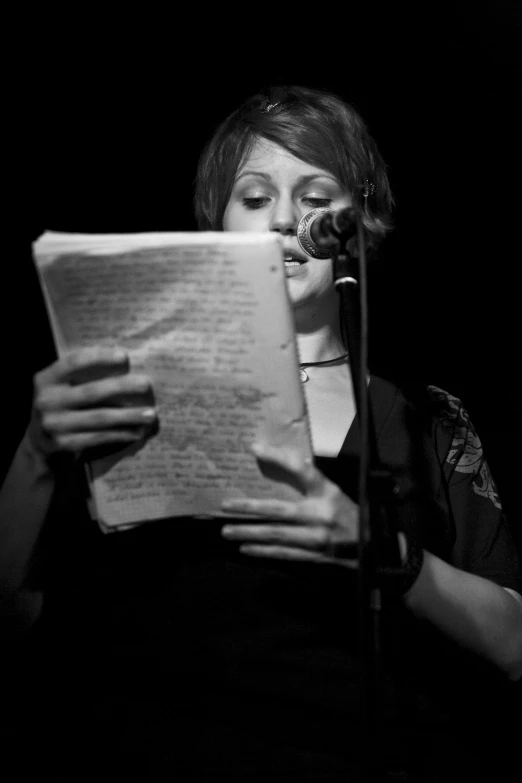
[220,443,359,567]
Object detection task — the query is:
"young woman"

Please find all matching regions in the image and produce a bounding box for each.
[1,85,521,782]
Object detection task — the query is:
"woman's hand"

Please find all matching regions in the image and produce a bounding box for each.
[220,443,359,567]
[27,346,157,459]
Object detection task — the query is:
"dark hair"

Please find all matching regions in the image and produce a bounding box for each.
[194,85,394,249]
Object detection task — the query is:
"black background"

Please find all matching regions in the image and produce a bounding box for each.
[6,4,522,543]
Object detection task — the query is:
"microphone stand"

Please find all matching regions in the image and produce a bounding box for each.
[332,219,406,782]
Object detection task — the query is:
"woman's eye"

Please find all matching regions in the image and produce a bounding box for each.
[241,196,332,210]
[242,197,270,210]
[302,197,333,207]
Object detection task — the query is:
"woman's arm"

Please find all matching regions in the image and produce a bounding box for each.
[0,347,157,632]
[0,434,54,631]
[415,387,522,680]
[220,443,522,681]
[404,549,522,681]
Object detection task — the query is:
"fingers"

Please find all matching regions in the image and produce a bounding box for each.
[221,494,357,527]
[222,522,332,551]
[47,428,150,453]
[237,544,357,569]
[30,347,156,458]
[35,373,154,412]
[221,498,298,520]
[41,406,157,434]
[221,520,358,558]
[221,486,359,566]
[36,347,129,387]
[251,442,327,496]
[34,406,156,455]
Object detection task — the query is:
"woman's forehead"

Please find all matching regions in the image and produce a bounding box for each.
[235,138,336,184]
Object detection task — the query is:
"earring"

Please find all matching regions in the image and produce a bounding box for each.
[363,180,377,198]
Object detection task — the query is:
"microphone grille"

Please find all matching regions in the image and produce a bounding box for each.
[296,208,332,260]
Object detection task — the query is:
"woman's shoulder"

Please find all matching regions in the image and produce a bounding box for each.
[370,373,466,429]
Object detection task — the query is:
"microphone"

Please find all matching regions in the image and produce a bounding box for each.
[296,206,360,259]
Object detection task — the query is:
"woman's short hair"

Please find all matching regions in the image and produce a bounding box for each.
[194,84,394,250]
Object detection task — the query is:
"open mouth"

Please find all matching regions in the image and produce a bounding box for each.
[283,249,307,271]
[283,250,307,277]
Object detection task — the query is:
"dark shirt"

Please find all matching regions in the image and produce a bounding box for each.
[7,377,521,782]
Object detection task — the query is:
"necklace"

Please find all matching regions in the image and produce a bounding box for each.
[299,352,349,383]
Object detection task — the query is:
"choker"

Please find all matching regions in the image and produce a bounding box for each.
[299,352,349,383]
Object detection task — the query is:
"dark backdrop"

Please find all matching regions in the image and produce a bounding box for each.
[6,5,522,546]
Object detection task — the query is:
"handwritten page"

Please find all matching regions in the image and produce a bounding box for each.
[32,231,313,531]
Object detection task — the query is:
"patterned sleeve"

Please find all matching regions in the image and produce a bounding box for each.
[427,385,521,592]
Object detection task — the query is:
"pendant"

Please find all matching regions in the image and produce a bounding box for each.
[300,368,309,383]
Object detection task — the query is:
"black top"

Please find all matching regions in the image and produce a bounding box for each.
[8,377,521,782]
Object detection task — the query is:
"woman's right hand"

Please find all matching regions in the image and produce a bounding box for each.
[27,346,157,459]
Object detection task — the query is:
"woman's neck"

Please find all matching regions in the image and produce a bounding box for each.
[294,300,345,365]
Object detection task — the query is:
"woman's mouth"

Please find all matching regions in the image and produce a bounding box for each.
[284,250,307,277]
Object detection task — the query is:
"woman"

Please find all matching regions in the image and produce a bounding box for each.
[1,85,521,781]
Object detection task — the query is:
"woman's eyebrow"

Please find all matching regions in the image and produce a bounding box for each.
[235,171,271,183]
[234,172,339,186]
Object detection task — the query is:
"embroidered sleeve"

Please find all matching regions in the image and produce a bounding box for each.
[427,386,501,510]
[426,385,520,590]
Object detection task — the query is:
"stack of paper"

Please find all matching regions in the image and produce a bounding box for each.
[32,231,312,531]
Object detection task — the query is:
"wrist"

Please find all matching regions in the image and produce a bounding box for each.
[397,531,425,597]
[20,430,56,478]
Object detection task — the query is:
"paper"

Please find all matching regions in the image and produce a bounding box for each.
[32,231,313,531]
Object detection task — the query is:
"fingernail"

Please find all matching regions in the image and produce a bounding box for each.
[113,348,128,362]
[221,526,233,536]
[141,408,157,420]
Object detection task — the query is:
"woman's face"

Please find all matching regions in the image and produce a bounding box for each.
[223,138,351,311]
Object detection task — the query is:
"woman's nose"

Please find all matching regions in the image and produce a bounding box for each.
[269,200,299,235]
